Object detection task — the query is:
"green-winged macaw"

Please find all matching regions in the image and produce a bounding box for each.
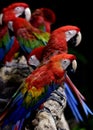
[0,2,31,65]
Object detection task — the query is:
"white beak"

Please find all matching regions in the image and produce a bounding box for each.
[72,60,77,71]
[75,31,82,46]
[25,7,31,21]
[0,13,3,25]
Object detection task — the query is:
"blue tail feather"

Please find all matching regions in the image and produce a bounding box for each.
[64,83,78,105]
[81,101,93,116]
[64,82,93,122]
[64,82,83,122]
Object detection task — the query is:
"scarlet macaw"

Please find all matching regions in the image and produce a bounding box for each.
[26,25,93,122]
[0,2,31,65]
[3,16,50,67]
[0,5,56,67]
[0,3,92,122]
[0,53,76,130]
[7,13,90,121]
[39,25,93,122]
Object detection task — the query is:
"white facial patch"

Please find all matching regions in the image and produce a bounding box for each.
[65,30,77,42]
[28,55,40,67]
[61,59,70,70]
[14,7,25,17]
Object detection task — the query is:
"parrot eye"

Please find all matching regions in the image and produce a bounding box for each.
[14,7,24,16]
[15,7,22,11]
[68,30,73,34]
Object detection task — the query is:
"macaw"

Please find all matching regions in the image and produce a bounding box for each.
[0,5,56,68]
[31,7,56,32]
[27,25,81,67]
[2,2,31,22]
[1,4,92,122]
[5,16,50,67]
[26,25,93,122]
[0,2,31,64]
[0,53,76,130]
[42,26,93,122]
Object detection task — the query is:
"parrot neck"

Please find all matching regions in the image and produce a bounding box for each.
[48,62,65,84]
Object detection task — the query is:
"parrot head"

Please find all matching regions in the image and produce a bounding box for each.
[31,8,56,32]
[0,2,31,25]
[48,53,77,72]
[54,25,82,47]
[31,8,56,24]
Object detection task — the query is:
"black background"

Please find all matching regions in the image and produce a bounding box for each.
[0,0,93,129]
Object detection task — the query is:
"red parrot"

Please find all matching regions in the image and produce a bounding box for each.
[0,2,31,64]
[1,3,92,122]
[27,25,81,67]
[26,25,93,122]
[0,53,76,130]
[0,5,56,67]
[2,2,31,22]
[41,25,93,121]
[31,7,56,32]
[4,16,50,66]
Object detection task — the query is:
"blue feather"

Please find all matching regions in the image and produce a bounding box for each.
[64,82,93,121]
[65,82,83,121]
[5,36,15,53]
[0,36,15,62]
[64,83,78,105]
[81,101,93,116]
[19,41,32,54]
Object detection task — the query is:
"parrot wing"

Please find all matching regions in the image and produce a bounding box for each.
[3,37,20,63]
[0,25,15,63]
[11,17,50,55]
[0,67,57,129]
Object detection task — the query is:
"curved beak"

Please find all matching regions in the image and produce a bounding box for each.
[0,13,3,25]
[75,31,82,46]
[25,7,31,21]
[72,59,77,72]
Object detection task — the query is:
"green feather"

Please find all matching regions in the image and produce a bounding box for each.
[33,32,50,44]
[18,37,45,50]
[0,32,10,47]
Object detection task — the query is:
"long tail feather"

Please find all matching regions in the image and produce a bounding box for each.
[64,74,93,121]
[81,101,93,116]
[64,82,83,122]
[65,74,85,102]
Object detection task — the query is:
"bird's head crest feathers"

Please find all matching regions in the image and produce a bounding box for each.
[2,3,29,12]
[0,2,31,25]
[50,53,76,62]
[53,25,82,47]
